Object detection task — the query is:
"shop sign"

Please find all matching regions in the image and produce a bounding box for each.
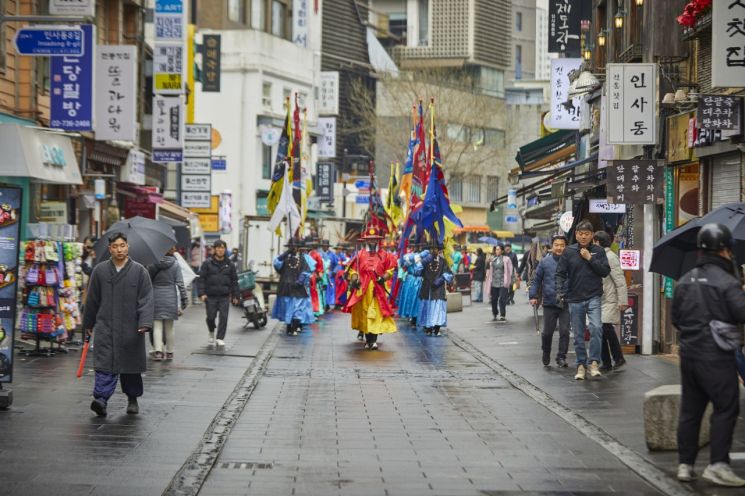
[316,163,334,202]
[121,149,145,185]
[152,95,184,163]
[184,141,211,158]
[155,4,185,42]
[185,123,211,141]
[607,63,657,145]
[677,163,700,226]
[181,174,211,192]
[697,95,742,131]
[712,0,745,88]
[40,144,67,168]
[607,160,663,204]
[95,45,137,141]
[664,167,675,298]
[319,72,339,115]
[598,95,613,169]
[292,0,310,48]
[200,213,219,232]
[619,249,641,271]
[50,24,95,131]
[202,34,221,92]
[620,293,639,345]
[549,58,582,129]
[589,199,626,213]
[182,158,211,174]
[547,0,581,55]
[124,197,156,219]
[14,26,84,56]
[0,186,22,383]
[667,112,695,162]
[154,43,185,94]
[181,192,211,208]
[50,0,95,16]
[219,192,232,234]
[318,117,336,158]
[39,201,67,223]
[211,157,227,171]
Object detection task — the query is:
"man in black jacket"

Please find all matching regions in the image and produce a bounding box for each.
[197,240,239,347]
[672,223,745,487]
[504,243,519,304]
[472,248,486,303]
[555,220,610,380]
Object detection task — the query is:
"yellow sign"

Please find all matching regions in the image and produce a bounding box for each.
[186,24,196,123]
[211,127,222,150]
[155,73,183,92]
[667,111,695,163]
[189,195,219,214]
[200,213,219,232]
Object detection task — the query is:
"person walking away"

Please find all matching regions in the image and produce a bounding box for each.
[529,235,570,368]
[672,224,745,487]
[229,248,242,271]
[504,243,520,304]
[593,231,628,372]
[271,239,315,335]
[489,244,515,322]
[555,220,610,380]
[416,240,453,336]
[472,248,486,303]
[83,232,153,417]
[450,246,463,273]
[189,239,203,304]
[197,240,239,347]
[148,247,188,361]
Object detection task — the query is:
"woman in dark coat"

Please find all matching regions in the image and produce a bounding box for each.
[148,247,187,361]
[415,240,453,336]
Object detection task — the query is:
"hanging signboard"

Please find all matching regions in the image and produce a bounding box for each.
[316,163,334,202]
[619,249,641,271]
[120,149,146,185]
[182,158,211,174]
[318,117,336,158]
[589,199,626,213]
[0,186,22,384]
[620,294,639,345]
[211,157,227,171]
[606,63,658,145]
[697,95,742,131]
[14,26,84,56]
[50,0,95,16]
[50,24,95,131]
[549,58,582,129]
[181,192,211,209]
[319,71,339,115]
[155,0,185,42]
[184,141,211,158]
[181,174,211,192]
[185,123,211,141]
[606,160,663,205]
[292,0,310,48]
[94,45,137,141]
[202,34,221,92]
[152,95,184,163]
[712,0,745,88]
[548,0,581,55]
[153,43,185,94]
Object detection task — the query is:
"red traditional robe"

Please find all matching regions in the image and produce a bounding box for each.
[308,249,324,313]
[343,249,397,335]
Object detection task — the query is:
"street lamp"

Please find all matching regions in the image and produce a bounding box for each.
[635,0,643,6]
[583,43,594,61]
[597,29,607,47]
[614,8,626,29]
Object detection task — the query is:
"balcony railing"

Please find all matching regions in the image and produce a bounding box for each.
[618,43,643,63]
[681,12,712,41]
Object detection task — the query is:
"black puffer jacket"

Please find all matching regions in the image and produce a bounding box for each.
[197,256,239,299]
[672,254,745,360]
[472,253,486,282]
[555,243,610,303]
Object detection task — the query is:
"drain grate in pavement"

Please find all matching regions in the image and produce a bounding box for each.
[167,365,215,371]
[219,462,273,470]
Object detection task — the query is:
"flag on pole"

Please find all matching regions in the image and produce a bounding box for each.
[385,162,403,231]
[410,101,427,207]
[400,106,416,208]
[268,163,301,235]
[291,94,302,212]
[299,108,313,234]
[267,100,292,216]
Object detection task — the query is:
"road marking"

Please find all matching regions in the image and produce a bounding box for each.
[497,341,519,345]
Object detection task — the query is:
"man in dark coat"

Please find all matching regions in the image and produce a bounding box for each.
[83,232,154,417]
[504,243,519,304]
[198,239,239,347]
[672,223,745,487]
[472,248,486,303]
[416,241,453,336]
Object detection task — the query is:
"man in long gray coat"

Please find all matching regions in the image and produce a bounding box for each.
[83,232,154,417]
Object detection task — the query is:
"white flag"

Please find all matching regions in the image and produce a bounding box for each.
[268,163,301,234]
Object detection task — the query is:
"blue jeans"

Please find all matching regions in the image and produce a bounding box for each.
[569,296,602,367]
[472,280,483,302]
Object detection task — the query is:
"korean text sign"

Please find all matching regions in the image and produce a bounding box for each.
[202,34,221,92]
[318,117,336,158]
[95,45,137,141]
[607,160,663,205]
[152,95,184,163]
[549,58,582,129]
[50,24,95,131]
[697,95,742,131]
[606,63,657,145]
[316,163,334,202]
[712,0,745,88]
[548,0,581,55]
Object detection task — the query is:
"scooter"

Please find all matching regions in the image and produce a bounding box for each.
[238,262,268,329]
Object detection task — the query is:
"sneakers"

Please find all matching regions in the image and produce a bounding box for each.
[498,316,506,322]
[600,364,613,373]
[677,464,697,482]
[215,339,225,347]
[556,358,568,368]
[702,462,745,487]
[491,315,498,321]
[357,332,364,341]
[207,332,215,345]
[165,352,174,360]
[90,398,107,417]
[363,343,370,350]
[370,342,378,350]
[574,364,586,380]
[542,351,550,366]
[589,361,602,377]
[126,397,139,415]
[153,351,163,361]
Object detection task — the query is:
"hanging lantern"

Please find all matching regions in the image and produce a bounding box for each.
[635,0,643,6]
[597,29,607,47]
[614,8,626,29]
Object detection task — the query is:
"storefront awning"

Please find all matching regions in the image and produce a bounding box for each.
[158,200,194,223]
[519,153,599,179]
[515,130,576,172]
[0,124,82,185]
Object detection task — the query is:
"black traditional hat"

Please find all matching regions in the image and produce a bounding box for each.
[284,238,303,248]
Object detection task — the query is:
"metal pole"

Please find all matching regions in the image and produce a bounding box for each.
[0,14,92,25]
[342,148,348,220]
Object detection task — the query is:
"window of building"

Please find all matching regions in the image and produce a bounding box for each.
[262,82,272,108]
[251,0,265,30]
[36,56,50,94]
[389,12,407,43]
[515,45,522,80]
[262,145,273,179]
[282,87,292,106]
[479,67,504,98]
[417,0,429,46]
[449,176,463,203]
[465,176,481,204]
[487,176,499,202]
[516,12,522,32]
[446,124,468,142]
[0,0,6,72]
[228,0,245,23]
[256,190,270,216]
[485,128,506,148]
[271,0,288,38]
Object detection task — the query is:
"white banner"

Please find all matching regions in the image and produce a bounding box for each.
[607,63,657,144]
[94,45,137,142]
[712,0,745,88]
[292,0,310,48]
[50,0,95,16]
[153,43,185,94]
[319,72,339,115]
[318,117,336,158]
[181,192,211,208]
[120,149,145,185]
[589,198,626,213]
[181,174,211,192]
[549,58,582,129]
[185,123,211,141]
[183,158,211,174]
[152,95,184,153]
[184,141,211,158]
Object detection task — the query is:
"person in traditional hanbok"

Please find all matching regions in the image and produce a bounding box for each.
[321,240,338,311]
[306,241,325,316]
[271,239,315,335]
[344,228,398,350]
[398,245,426,325]
[416,240,453,336]
[334,245,349,309]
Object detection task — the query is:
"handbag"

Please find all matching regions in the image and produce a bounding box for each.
[26,265,39,285]
[691,268,745,352]
[45,267,59,286]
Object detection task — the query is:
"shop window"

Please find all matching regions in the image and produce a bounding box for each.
[228,0,246,24]
[485,128,506,149]
[449,176,463,203]
[516,12,522,32]
[465,176,481,204]
[487,175,499,201]
[389,12,407,43]
[262,144,273,179]
[262,82,272,108]
[251,0,265,30]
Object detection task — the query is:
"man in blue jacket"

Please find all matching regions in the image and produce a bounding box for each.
[556,220,611,380]
[530,235,569,368]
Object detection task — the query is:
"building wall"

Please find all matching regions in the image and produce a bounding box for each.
[534,0,553,80]
[506,0,536,84]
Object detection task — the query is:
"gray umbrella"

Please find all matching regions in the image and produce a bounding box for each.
[94,216,177,266]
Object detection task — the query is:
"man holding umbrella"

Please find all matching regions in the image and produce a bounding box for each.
[84,232,154,417]
[672,224,745,487]
[197,240,239,347]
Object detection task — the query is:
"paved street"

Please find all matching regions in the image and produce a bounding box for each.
[1,294,744,495]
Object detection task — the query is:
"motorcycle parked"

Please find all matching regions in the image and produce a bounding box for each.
[238,264,267,329]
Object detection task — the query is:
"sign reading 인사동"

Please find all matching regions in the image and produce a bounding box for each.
[619,249,641,271]
[697,95,742,131]
[95,45,137,141]
[14,26,84,56]
[606,63,658,145]
[152,95,184,163]
[607,160,663,205]
[548,0,581,55]
[549,58,582,129]
[50,24,95,131]
[712,0,745,88]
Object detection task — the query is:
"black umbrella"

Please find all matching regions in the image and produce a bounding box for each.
[649,203,745,279]
[95,216,177,266]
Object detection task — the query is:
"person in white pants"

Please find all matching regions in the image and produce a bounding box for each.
[148,247,188,361]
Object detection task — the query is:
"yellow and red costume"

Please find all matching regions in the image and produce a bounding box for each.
[344,248,397,336]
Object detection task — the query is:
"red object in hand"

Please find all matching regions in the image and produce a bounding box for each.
[76,338,90,378]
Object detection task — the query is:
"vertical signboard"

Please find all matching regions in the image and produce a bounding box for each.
[606,63,658,145]
[202,34,221,92]
[663,167,674,298]
[316,163,334,202]
[0,186,22,384]
[152,95,184,162]
[712,0,745,88]
[50,24,95,131]
[549,58,582,129]
[94,45,137,141]
[319,72,339,115]
[607,160,663,205]
[153,0,186,95]
[318,117,336,158]
[292,0,310,48]
[548,0,581,55]
[181,123,212,207]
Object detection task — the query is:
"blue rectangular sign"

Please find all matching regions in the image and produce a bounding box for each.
[50,24,94,131]
[153,150,183,162]
[354,179,370,189]
[14,27,83,56]
[155,0,184,14]
[211,158,226,171]
[355,195,369,205]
